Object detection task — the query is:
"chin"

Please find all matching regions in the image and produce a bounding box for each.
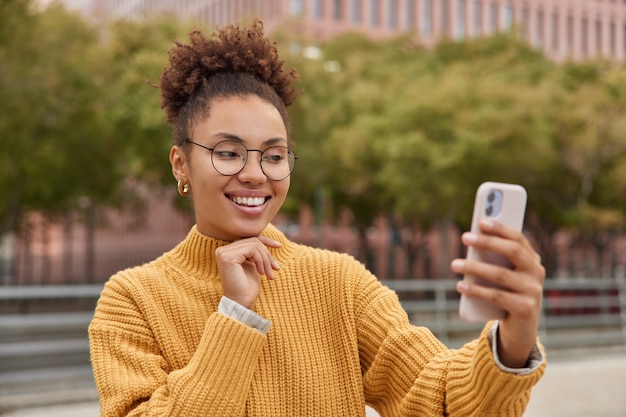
[231,222,269,239]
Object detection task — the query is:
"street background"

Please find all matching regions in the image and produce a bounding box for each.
[2,2,626,417]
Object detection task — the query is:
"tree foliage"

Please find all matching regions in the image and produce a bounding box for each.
[0,1,190,233]
[284,30,626,273]
[1,0,107,232]
[3,5,626,276]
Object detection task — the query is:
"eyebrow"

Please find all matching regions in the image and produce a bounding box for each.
[212,132,288,147]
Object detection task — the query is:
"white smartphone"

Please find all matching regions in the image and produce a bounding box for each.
[458,182,527,322]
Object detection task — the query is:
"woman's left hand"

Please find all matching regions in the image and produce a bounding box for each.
[451,219,545,368]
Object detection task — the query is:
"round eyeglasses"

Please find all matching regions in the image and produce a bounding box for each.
[185,139,297,181]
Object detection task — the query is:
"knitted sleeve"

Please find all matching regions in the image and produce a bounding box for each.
[354,272,546,417]
[88,275,266,417]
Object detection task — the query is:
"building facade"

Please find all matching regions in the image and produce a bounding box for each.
[59,0,626,62]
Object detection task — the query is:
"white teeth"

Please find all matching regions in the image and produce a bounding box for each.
[232,196,266,207]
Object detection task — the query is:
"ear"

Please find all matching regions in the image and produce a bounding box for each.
[170,145,188,181]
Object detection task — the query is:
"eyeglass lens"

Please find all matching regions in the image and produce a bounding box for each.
[211,140,296,180]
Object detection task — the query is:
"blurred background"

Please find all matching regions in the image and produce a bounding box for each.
[1,0,626,416]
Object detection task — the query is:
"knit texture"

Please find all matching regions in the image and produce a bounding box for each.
[89,224,545,416]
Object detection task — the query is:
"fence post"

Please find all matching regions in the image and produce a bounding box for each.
[618,276,626,345]
[434,280,450,345]
[0,233,13,286]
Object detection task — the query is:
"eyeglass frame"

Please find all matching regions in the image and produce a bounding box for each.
[184,139,298,181]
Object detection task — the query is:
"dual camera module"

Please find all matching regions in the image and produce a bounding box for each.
[484,189,503,217]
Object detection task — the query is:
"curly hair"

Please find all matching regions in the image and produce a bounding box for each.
[159,20,299,145]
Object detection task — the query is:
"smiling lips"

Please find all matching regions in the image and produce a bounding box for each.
[229,195,269,207]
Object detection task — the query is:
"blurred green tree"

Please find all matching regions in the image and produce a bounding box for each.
[4,4,626,278]
[96,15,194,216]
[0,2,193,236]
[0,0,112,234]
[285,30,626,276]
[547,63,626,274]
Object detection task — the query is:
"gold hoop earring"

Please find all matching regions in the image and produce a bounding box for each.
[177,179,190,196]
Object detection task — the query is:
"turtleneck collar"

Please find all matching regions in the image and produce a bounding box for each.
[166,223,298,278]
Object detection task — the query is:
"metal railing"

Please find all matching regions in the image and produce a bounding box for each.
[0,277,625,409]
[0,285,101,410]
[382,278,626,349]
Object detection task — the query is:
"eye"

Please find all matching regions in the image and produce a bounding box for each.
[213,141,245,160]
[214,150,240,159]
[262,147,288,164]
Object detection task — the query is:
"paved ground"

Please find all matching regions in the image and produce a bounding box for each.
[523,348,626,417]
[3,348,625,417]
[368,348,626,416]
[1,402,98,417]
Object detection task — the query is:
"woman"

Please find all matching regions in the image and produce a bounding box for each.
[89,20,545,417]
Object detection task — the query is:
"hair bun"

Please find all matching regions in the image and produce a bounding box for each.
[159,19,299,124]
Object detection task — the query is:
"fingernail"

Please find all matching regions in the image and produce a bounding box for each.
[451,259,465,271]
[272,260,280,270]
[457,281,469,292]
[481,219,494,229]
[463,232,478,243]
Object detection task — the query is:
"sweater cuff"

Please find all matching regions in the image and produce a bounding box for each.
[489,321,544,376]
[218,296,272,335]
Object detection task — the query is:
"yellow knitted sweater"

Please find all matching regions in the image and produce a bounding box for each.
[89,224,545,417]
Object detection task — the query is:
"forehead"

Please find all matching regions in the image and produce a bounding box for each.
[193,95,288,144]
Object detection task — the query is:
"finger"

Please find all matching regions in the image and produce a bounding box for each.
[452,250,544,295]
[456,281,541,319]
[462,231,536,273]
[478,220,538,260]
[250,246,279,279]
[232,244,271,279]
[258,235,282,249]
[256,236,282,273]
[452,257,518,293]
[453,252,545,304]
[218,238,281,279]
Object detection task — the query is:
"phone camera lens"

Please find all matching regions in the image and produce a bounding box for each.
[486,205,494,216]
[488,191,496,203]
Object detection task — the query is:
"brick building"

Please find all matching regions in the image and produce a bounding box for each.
[59,0,626,62]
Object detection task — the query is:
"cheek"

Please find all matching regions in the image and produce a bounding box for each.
[189,166,226,197]
[276,179,290,198]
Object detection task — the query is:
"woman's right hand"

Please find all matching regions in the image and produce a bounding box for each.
[215,236,281,310]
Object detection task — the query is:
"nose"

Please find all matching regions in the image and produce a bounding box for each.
[237,150,267,183]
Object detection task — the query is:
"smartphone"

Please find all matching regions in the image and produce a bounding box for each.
[458,182,527,322]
